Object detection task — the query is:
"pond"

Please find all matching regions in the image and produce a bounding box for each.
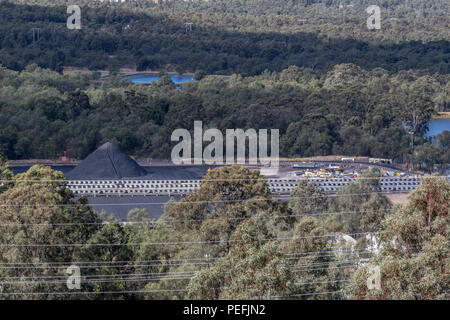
[124,73,195,84]
[425,119,450,138]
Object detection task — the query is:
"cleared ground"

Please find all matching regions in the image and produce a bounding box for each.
[86,195,182,220]
[386,192,410,204]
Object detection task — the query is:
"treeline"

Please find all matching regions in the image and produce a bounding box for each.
[0,1,449,74]
[0,163,448,299]
[0,64,448,170]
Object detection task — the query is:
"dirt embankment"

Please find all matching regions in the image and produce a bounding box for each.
[385,192,410,204]
[433,112,450,119]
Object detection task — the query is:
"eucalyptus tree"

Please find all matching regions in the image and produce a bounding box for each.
[347,176,449,299]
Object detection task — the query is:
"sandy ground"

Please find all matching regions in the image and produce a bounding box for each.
[434,112,450,119]
[385,192,410,204]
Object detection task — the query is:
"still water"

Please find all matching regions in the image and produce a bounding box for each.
[425,119,450,138]
[124,73,194,84]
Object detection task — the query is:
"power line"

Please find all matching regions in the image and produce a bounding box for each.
[294,279,350,285]
[291,264,361,273]
[0,250,367,279]
[0,288,189,295]
[0,247,375,273]
[0,263,367,285]
[0,261,216,269]
[0,263,358,282]
[0,257,217,265]
[0,271,200,280]
[1,277,353,286]
[0,288,347,297]
[290,259,363,268]
[0,255,365,269]
[0,191,407,207]
[0,276,194,285]
[274,290,344,298]
[0,231,380,247]
[0,208,393,227]
[0,249,370,266]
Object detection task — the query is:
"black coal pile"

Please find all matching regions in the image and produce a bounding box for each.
[66,142,147,180]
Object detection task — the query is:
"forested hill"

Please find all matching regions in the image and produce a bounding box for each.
[13,0,450,16]
[0,64,448,170]
[0,0,448,167]
[0,0,448,74]
[149,0,450,18]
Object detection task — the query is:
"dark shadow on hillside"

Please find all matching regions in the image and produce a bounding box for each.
[0,2,448,75]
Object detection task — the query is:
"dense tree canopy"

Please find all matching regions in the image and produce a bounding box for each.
[0,64,447,164]
[0,0,448,301]
[0,1,447,167]
[0,162,447,299]
[347,175,449,299]
[0,165,99,298]
[0,1,448,74]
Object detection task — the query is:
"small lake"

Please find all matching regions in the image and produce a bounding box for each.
[425,119,450,138]
[124,73,194,84]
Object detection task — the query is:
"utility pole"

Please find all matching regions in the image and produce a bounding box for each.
[339,2,345,25]
[31,28,40,42]
[389,18,400,33]
[408,131,414,151]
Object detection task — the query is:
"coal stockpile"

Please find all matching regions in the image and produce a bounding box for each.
[66,142,215,181]
[140,165,214,180]
[66,142,147,180]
